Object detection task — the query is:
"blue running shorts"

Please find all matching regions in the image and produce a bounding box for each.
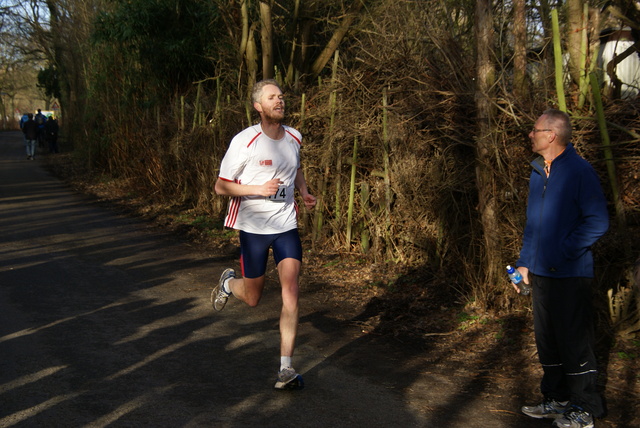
[239,229,302,278]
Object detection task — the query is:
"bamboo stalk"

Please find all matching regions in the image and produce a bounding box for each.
[286,36,297,86]
[300,165,311,233]
[577,4,589,109]
[382,87,392,257]
[192,82,202,131]
[346,135,358,249]
[216,77,223,143]
[313,90,337,244]
[360,182,370,253]
[551,9,567,112]
[312,168,327,246]
[215,77,221,116]
[329,93,337,129]
[592,72,636,330]
[329,91,341,220]
[245,101,252,127]
[274,65,282,86]
[335,151,342,220]
[180,96,185,131]
[589,72,625,223]
[299,93,306,132]
[331,50,339,87]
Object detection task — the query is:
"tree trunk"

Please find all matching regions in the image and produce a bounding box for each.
[566,0,584,85]
[45,0,92,150]
[259,0,274,79]
[285,0,301,85]
[534,0,555,90]
[310,0,366,79]
[297,2,318,75]
[239,0,249,62]
[474,0,501,297]
[512,0,527,99]
[246,23,259,97]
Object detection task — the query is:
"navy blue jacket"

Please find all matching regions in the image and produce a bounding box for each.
[22,119,38,140]
[517,144,609,278]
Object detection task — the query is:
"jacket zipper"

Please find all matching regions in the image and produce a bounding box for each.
[532,165,547,273]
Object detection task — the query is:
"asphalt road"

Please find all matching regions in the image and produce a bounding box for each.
[0,130,564,428]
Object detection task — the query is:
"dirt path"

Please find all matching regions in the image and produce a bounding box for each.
[0,131,636,427]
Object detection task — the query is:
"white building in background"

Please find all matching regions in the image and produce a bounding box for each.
[527,25,639,101]
[597,26,640,99]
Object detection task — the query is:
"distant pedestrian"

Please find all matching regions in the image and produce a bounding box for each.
[516,109,609,428]
[19,113,29,145]
[34,109,47,147]
[19,113,29,130]
[22,114,38,160]
[45,115,59,153]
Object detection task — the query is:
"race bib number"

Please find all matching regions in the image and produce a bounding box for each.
[268,185,287,202]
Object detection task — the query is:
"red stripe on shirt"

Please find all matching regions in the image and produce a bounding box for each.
[223,179,242,228]
[247,132,262,148]
[225,196,241,228]
[285,129,301,145]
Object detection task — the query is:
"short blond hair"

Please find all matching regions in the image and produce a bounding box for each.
[542,109,572,144]
[251,79,281,104]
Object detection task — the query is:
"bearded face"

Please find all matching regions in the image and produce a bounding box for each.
[255,84,285,123]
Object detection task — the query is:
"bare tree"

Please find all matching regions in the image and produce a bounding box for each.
[309,0,367,79]
[259,0,274,79]
[566,0,585,86]
[44,0,98,145]
[513,0,527,99]
[474,0,500,296]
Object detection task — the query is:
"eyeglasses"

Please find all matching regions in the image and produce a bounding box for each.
[532,128,553,133]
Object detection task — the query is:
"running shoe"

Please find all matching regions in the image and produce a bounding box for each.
[211,268,235,311]
[522,398,569,419]
[274,367,304,390]
[553,407,594,428]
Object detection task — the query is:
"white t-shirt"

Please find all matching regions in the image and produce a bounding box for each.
[218,124,302,234]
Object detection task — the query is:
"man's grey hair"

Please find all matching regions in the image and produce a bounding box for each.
[542,108,572,143]
[251,79,282,104]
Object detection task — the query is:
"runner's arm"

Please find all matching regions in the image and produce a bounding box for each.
[294,168,316,210]
[215,177,282,198]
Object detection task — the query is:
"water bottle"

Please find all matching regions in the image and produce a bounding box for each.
[506,265,530,296]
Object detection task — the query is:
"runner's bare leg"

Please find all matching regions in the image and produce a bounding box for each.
[227,276,265,307]
[277,258,300,357]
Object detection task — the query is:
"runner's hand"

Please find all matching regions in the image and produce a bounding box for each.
[260,178,283,197]
[302,193,316,210]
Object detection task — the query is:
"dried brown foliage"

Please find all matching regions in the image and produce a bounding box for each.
[57,1,640,327]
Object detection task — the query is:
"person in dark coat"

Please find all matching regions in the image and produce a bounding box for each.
[34,109,47,147]
[22,114,38,160]
[19,113,29,144]
[517,109,609,428]
[45,115,59,153]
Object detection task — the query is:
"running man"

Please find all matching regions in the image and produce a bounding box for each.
[212,79,316,389]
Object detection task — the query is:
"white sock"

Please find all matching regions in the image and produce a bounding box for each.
[222,277,232,294]
[280,356,292,371]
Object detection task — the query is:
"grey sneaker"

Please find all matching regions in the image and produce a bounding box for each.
[274,367,304,390]
[522,398,569,419]
[211,268,235,311]
[552,407,594,428]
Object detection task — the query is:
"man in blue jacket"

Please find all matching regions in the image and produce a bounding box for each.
[515,109,609,428]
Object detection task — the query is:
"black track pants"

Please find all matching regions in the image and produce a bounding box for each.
[530,273,604,417]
